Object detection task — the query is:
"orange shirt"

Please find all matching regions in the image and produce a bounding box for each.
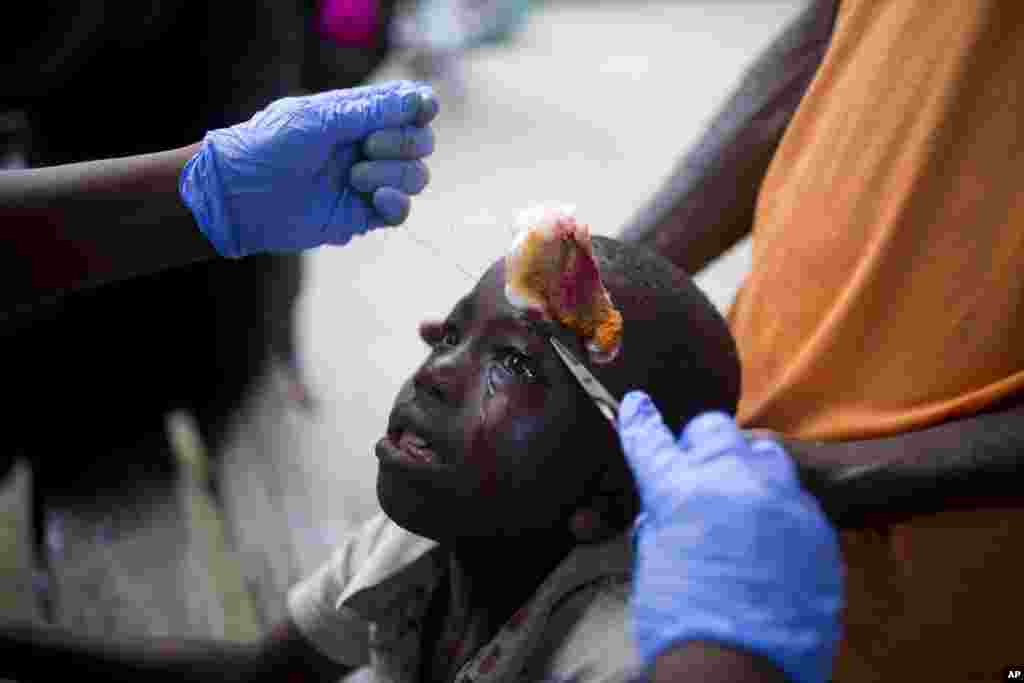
[727,1,1024,680]
[730,0,1024,441]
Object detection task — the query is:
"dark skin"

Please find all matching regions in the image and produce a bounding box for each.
[623,0,1024,676]
[0,619,342,683]
[620,0,838,275]
[0,249,816,681]
[621,0,1024,532]
[377,258,635,674]
[0,143,218,317]
[0,257,645,682]
[653,643,789,683]
[384,260,790,681]
[0,254,791,681]
[774,395,1024,530]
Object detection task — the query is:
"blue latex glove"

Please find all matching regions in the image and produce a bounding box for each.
[180,80,439,258]
[617,391,843,683]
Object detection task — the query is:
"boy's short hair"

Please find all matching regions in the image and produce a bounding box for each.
[591,236,741,429]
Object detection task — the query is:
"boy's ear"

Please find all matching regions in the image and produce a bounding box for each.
[568,452,639,544]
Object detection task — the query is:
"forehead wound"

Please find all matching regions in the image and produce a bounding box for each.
[502,205,623,364]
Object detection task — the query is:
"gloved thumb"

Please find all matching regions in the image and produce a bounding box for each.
[617,391,686,511]
[677,411,749,465]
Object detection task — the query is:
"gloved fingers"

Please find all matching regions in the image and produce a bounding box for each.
[747,438,801,491]
[411,90,440,126]
[247,96,305,127]
[617,391,691,511]
[325,187,409,243]
[323,81,438,143]
[350,160,430,195]
[363,125,435,160]
[677,411,750,464]
[371,186,412,226]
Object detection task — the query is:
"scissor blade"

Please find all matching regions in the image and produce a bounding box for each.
[549,337,620,426]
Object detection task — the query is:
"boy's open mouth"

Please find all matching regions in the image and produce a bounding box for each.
[388,429,439,465]
[382,404,453,470]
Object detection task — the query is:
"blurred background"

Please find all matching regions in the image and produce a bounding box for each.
[0,0,805,639]
[292,0,803,559]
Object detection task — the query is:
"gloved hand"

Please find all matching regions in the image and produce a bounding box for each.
[180,80,438,258]
[617,391,843,683]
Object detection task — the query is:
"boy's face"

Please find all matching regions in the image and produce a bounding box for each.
[376,259,618,541]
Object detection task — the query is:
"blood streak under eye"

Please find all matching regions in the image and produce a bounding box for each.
[471,390,509,497]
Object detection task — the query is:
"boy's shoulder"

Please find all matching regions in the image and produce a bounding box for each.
[288,512,443,668]
[291,514,642,681]
[428,531,641,682]
[522,543,642,683]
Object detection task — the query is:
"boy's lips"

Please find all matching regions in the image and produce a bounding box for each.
[396,430,433,461]
[385,430,438,464]
[376,433,453,472]
[381,405,451,467]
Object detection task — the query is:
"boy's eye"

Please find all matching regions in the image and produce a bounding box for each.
[499,350,538,380]
[424,322,460,349]
[440,326,460,347]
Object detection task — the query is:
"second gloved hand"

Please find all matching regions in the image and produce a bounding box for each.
[617,392,843,683]
[181,81,438,258]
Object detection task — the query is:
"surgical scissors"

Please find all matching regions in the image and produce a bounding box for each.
[549,337,620,427]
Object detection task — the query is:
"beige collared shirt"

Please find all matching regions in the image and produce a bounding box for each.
[288,513,641,682]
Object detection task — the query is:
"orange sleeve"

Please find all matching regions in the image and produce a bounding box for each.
[729,0,1024,441]
[726,3,1024,680]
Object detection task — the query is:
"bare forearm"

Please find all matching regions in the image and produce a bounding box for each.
[1,142,217,308]
[0,622,261,683]
[620,0,837,275]
[788,399,1024,528]
[653,642,789,683]
[0,618,350,683]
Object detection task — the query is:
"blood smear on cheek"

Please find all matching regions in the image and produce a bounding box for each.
[470,391,509,497]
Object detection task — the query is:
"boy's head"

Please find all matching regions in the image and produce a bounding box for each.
[376,236,740,543]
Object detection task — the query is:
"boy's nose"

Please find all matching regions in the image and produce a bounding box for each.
[413,356,462,406]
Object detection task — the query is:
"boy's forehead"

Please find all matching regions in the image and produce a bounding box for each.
[453,261,508,318]
[452,264,563,338]
[448,285,533,331]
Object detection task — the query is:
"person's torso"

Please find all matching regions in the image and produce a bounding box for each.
[727,3,1024,680]
[729,0,1024,442]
